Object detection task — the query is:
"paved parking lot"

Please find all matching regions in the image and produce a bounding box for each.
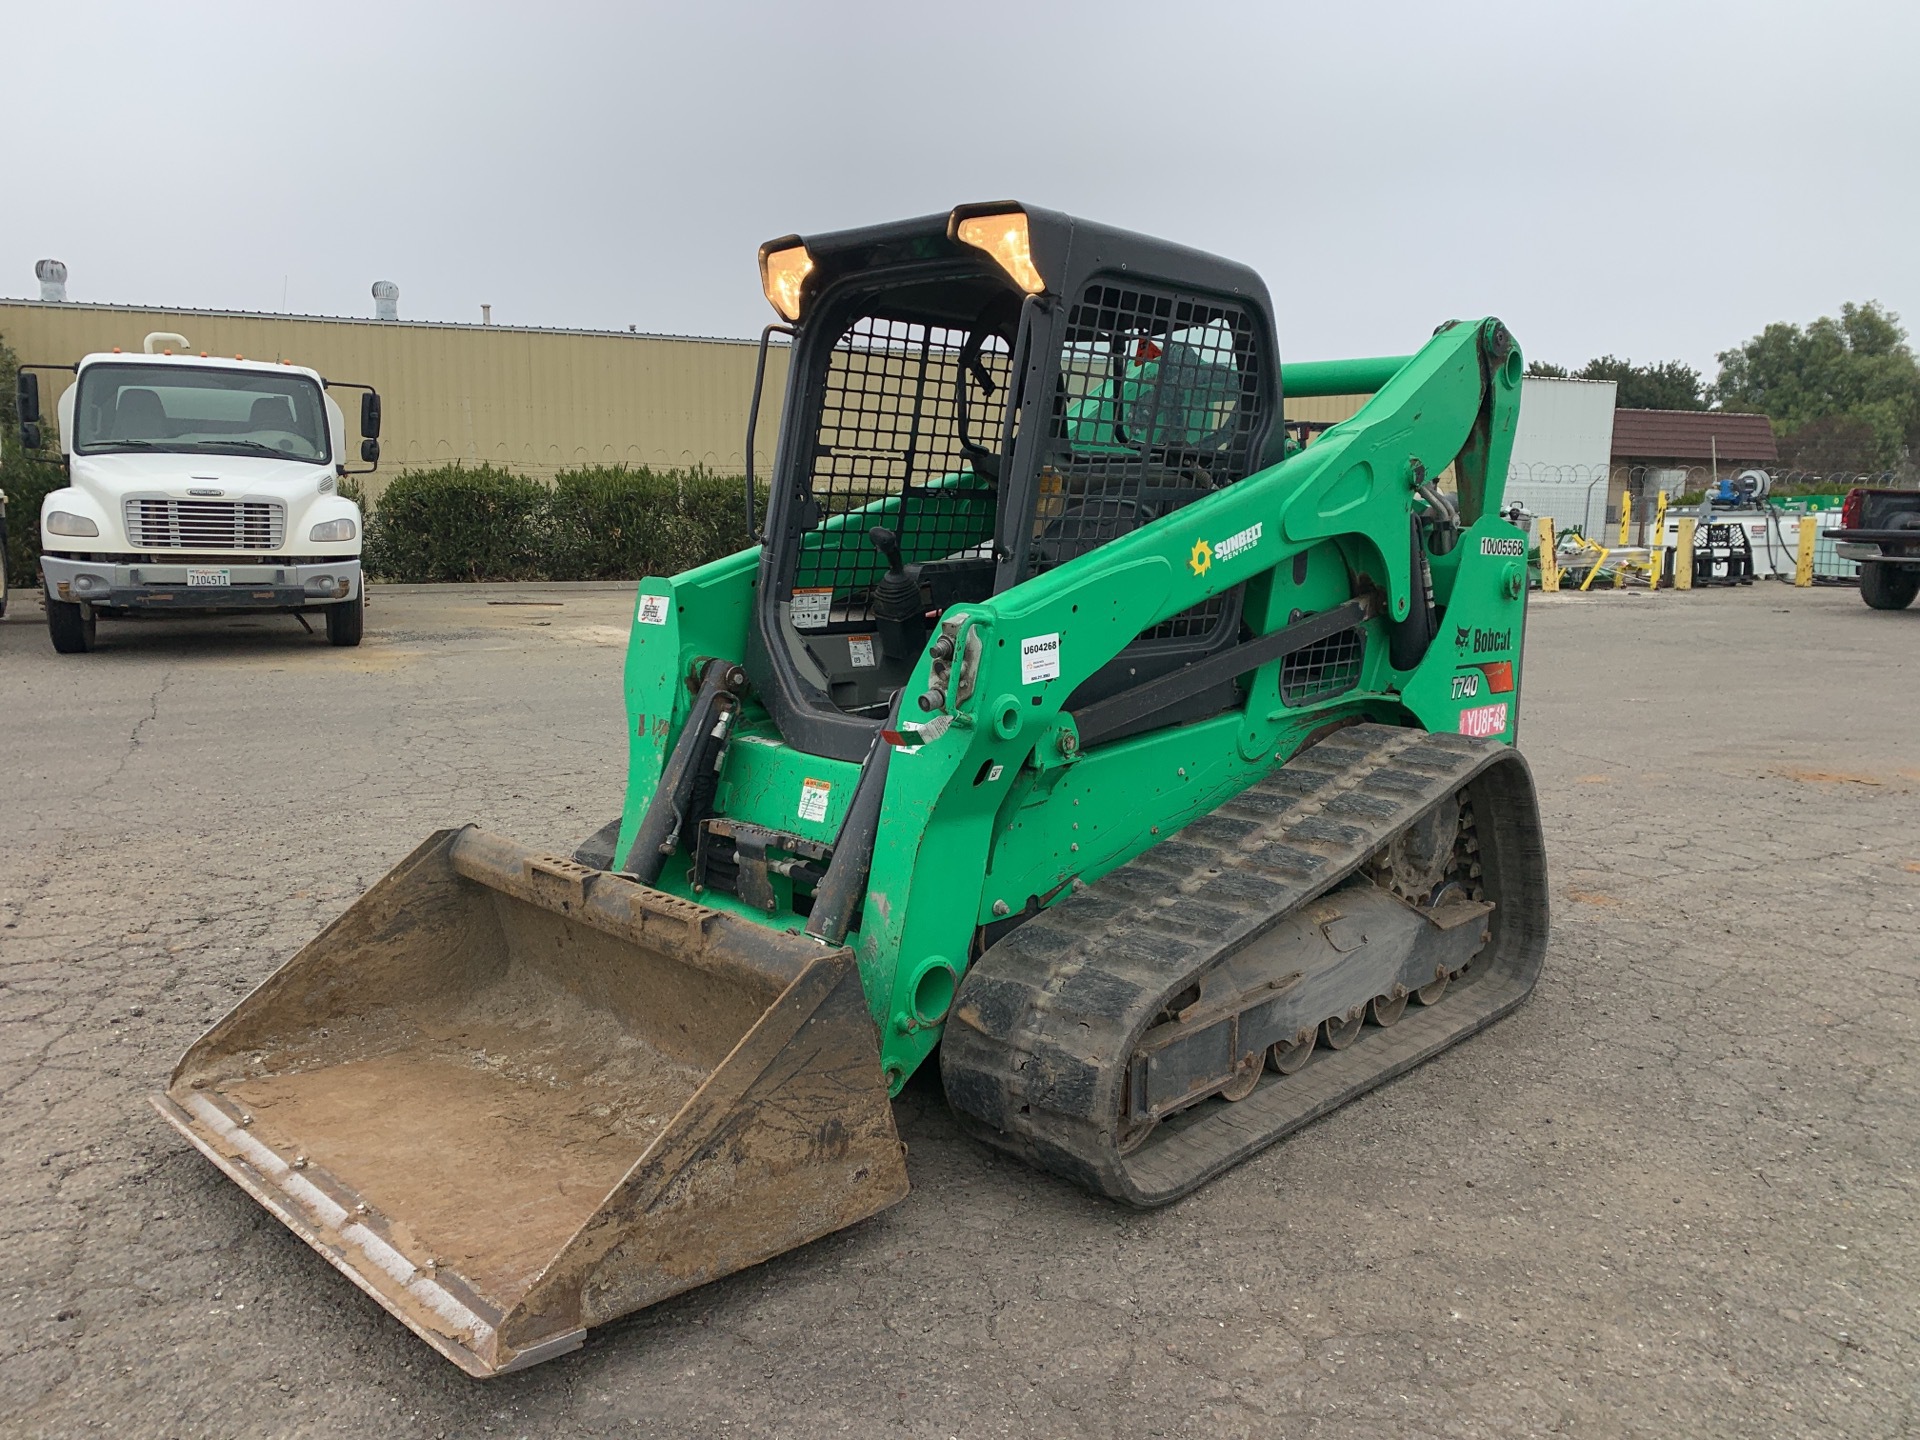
[2,581,1916,1438]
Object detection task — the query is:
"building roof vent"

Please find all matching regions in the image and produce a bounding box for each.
[35,258,68,303]
[372,280,400,321]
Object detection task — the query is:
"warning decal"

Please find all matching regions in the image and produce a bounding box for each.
[791,588,833,630]
[797,778,832,823]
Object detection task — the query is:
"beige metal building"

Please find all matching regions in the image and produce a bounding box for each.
[2,298,1366,502]
[0,300,788,500]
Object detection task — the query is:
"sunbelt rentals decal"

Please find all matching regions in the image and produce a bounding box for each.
[1189,521,1263,577]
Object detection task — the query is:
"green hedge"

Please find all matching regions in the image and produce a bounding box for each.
[364,464,549,582]
[360,463,764,583]
[2,453,65,595]
[1,332,69,597]
[548,466,746,580]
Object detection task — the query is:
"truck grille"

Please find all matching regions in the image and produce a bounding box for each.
[125,498,286,550]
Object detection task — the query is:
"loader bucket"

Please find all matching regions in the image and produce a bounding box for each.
[151,827,908,1377]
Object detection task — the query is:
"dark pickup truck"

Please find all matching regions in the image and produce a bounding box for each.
[1828,487,1920,610]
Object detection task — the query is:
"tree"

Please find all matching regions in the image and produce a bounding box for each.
[1574,356,1706,410]
[1776,414,1882,474]
[1523,355,1706,409]
[1712,301,1920,473]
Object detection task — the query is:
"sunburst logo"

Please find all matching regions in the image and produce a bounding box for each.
[1189,537,1212,576]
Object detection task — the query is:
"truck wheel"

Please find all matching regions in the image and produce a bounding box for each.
[325,597,364,647]
[47,597,96,653]
[1859,562,1920,611]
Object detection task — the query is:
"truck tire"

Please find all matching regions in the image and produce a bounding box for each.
[325,597,364,647]
[46,597,96,653]
[1859,561,1920,611]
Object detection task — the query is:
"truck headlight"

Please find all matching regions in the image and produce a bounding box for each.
[46,511,100,537]
[310,518,358,542]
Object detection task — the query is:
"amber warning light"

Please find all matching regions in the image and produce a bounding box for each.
[953,211,1045,294]
[759,243,815,322]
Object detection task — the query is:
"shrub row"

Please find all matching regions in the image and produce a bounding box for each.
[1,457,759,591]
[1,334,70,597]
[2,452,65,595]
[358,464,767,583]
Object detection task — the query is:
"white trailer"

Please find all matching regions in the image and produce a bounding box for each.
[16,333,382,653]
[1502,376,1618,540]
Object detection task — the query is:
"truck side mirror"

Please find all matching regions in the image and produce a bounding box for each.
[360,392,382,439]
[360,438,380,465]
[20,421,42,450]
[15,371,39,425]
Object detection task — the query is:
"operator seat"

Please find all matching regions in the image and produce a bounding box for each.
[249,395,297,431]
[112,388,167,440]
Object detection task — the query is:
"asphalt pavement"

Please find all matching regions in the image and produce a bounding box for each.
[2,581,1915,1438]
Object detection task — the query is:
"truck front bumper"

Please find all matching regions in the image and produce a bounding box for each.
[40,556,362,610]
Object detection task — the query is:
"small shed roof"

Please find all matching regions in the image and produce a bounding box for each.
[1610,408,1778,463]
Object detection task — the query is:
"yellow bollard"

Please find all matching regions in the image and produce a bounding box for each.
[1675,516,1696,591]
[1539,517,1560,593]
[1648,491,1669,589]
[1581,542,1609,592]
[1614,494,1631,588]
[1794,511,1816,587]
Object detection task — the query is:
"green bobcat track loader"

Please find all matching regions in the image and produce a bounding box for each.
[154,203,1549,1377]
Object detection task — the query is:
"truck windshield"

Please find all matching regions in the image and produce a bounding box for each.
[74,364,331,463]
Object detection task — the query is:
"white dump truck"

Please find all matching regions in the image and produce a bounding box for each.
[15,333,381,652]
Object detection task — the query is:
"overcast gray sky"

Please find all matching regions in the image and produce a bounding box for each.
[7,1,1915,378]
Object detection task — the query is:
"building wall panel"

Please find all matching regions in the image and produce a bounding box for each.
[0,301,788,501]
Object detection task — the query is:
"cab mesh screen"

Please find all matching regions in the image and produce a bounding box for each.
[1279,626,1365,706]
[791,315,1007,625]
[1037,282,1264,642]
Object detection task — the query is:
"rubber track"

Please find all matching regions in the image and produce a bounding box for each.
[940,723,1550,1207]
